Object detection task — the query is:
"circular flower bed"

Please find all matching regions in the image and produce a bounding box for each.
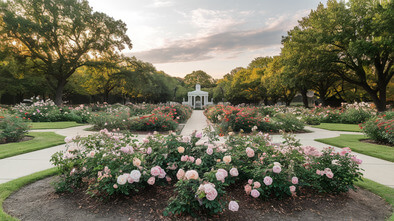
[51,129,363,217]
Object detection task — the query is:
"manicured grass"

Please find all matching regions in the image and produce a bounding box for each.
[355,178,394,221]
[312,123,362,132]
[316,134,394,162]
[30,121,83,130]
[0,132,65,159]
[0,168,59,221]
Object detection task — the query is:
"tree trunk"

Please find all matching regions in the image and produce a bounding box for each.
[54,79,66,106]
[300,89,309,108]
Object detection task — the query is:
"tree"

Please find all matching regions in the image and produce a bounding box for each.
[0,0,132,105]
[184,70,215,88]
[293,0,393,111]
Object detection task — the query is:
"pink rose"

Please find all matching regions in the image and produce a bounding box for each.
[230,168,239,177]
[263,176,273,186]
[246,147,255,157]
[142,138,149,143]
[166,176,172,182]
[204,184,218,201]
[228,201,239,212]
[251,189,260,198]
[248,179,253,185]
[196,132,203,138]
[176,169,185,180]
[185,170,199,180]
[151,166,161,176]
[158,168,166,179]
[291,177,298,185]
[326,171,334,179]
[351,156,362,164]
[195,158,202,166]
[244,184,252,195]
[206,147,213,155]
[147,177,155,185]
[289,185,296,192]
[113,184,118,189]
[316,169,323,175]
[147,147,152,154]
[216,170,226,182]
[189,156,195,163]
[181,155,188,162]
[273,165,281,174]
[253,181,261,189]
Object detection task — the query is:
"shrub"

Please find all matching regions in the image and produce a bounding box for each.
[129,113,178,131]
[205,105,304,134]
[52,129,363,217]
[0,115,30,143]
[361,113,394,145]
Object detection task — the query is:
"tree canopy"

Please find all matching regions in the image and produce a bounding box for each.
[0,0,132,105]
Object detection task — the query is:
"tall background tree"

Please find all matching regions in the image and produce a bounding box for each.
[287,0,393,111]
[0,0,132,105]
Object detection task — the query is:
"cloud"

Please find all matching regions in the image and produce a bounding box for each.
[130,24,283,63]
[149,0,174,8]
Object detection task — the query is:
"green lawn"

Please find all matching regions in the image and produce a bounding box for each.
[0,132,65,159]
[0,168,59,221]
[316,134,394,162]
[30,121,83,130]
[312,123,362,132]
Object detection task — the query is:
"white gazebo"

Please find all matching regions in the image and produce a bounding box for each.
[182,84,213,109]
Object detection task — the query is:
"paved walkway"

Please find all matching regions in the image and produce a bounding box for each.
[0,111,393,188]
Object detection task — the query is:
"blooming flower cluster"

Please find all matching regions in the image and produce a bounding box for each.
[52,126,363,217]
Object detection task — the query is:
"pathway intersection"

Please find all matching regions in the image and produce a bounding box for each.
[0,110,393,188]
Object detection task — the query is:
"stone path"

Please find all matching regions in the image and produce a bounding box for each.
[0,110,393,188]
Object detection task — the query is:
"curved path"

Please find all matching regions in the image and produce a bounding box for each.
[1,111,393,188]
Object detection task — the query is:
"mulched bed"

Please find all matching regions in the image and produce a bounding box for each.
[0,136,33,145]
[360,139,393,147]
[3,176,392,221]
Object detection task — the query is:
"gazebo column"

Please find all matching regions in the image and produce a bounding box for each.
[205,96,208,106]
[193,96,195,109]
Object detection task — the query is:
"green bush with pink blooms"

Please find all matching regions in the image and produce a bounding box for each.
[0,115,30,143]
[51,127,363,217]
[361,112,394,145]
[88,104,191,132]
[204,105,304,134]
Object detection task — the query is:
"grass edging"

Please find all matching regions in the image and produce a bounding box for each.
[315,134,394,162]
[30,121,83,130]
[0,132,65,159]
[355,178,394,221]
[312,123,362,132]
[0,169,392,220]
[0,167,60,221]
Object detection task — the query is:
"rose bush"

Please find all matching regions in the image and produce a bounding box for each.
[52,126,363,217]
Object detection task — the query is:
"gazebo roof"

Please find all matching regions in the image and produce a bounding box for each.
[188,84,208,96]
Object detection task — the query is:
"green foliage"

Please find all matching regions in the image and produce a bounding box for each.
[52,128,363,217]
[204,105,305,134]
[0,115,29,143]
[361,113,394,145]
[0,0,132,105]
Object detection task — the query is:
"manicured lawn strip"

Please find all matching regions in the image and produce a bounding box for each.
[355,178,394,221]
[315,134,394,162]
[312,123,362,132]
[0,168,59,221]
[0,132,65,159]
[30,121,83,130]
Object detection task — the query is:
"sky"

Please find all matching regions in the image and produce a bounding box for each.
[89,0,327,79]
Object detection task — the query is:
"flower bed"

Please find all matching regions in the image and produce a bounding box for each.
[204,105,304,134]
[89,104,192,132]
[51,129,363,217]
[361,112,394,145]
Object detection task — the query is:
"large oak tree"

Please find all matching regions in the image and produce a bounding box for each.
[0,0,132,105]
[287,0,393,111]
